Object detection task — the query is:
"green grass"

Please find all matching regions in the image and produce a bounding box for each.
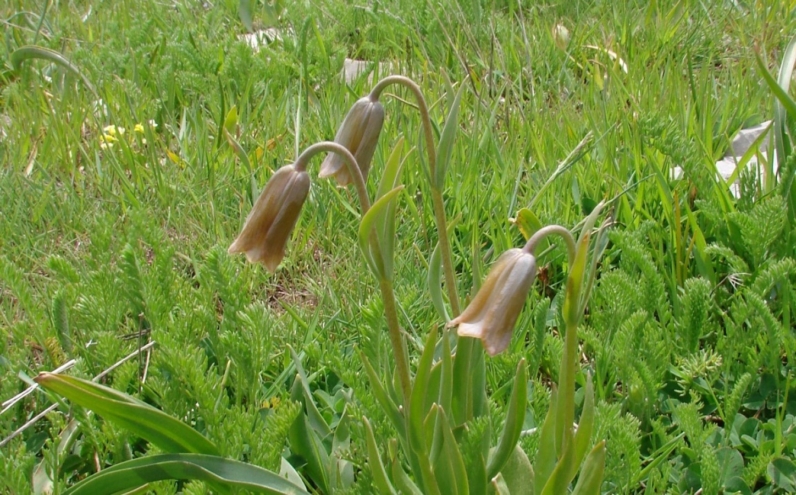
[2,0,796,493]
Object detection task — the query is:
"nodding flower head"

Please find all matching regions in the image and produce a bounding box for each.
[319,95,384,186]
[448,249,537,356]
[228,164,310,272]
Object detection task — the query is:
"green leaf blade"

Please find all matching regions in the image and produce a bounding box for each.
[61,454,309,495]
[35,373,219,456]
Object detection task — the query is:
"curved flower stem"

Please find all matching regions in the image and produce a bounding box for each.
[522,225,577,265]
[294,141,412,405]
[522,224,580,451]
[370,76,461,316]
[295,141,371,213]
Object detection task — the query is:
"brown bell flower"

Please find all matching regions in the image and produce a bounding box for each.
[228,165,310,272]
[448,249,537,356]
[319,95,384,186]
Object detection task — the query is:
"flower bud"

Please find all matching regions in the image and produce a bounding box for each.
[448,249,537,356]
[552,23,570,50]
[319,95,385,186]
[228,165,310,272]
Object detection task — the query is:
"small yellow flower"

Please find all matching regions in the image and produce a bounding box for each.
[103,125,125,136]
[134,124,145,133]
[228,165,310,272]
[448,249,537,356]
[319,95,384,186]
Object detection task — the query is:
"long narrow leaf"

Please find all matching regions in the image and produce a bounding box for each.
[363,417,396,495]
[288,347,332,437]
[428,241,450,322]
[571,441,606,495]
[357,186,404,279]
[35,373,218,455]
[377,138,407,200]
[451,336,476,425]
[534,388,559,495]
[61,453,309,495]
[540,427,575,495]
[288,414,330,494]
[570,374,595,480]
[410,329,439,455]
[756,49,796,170]
[435,82,466,189]
[431,407,469,495]
[11,46,97,97]
[776,37,796,169]
[438,330,453,418]
[392,455,424,495]
[529,132,594,208]
[486,359,527,479]
[359,352,405,437]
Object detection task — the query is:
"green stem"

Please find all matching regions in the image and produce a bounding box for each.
[523,225,578,451]
[523,225,576,260]
[294,141,371,213]
[295,141,412,406]
[431,189,461,316]
[370,76,461,316]
[379,276,412,407]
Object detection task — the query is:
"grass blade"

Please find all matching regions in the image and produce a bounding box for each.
[11,45,97,97]
[435,82,466,189]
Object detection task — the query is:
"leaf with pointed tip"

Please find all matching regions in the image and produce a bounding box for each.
[534,388,559,495]
[392,455,424,495]
[11,46,97,97]
[571,441,605,495]
[359,352,404,437]
[428,241,450,322]
[410,330,439,455]
[499,446,533,495]
[570,374,596,480]
[377,138,406,200]
[34,373,218,456]
[438,331,453,418]
[238,0,254,31]
[432,407,469,495]
[486,359,527,479]
[60,453,308,495]
[425,405,442,463]
[756,49,796,166]
[540,427,575,495]
[358,186,404,279]
[280,458,306,490]
[224,105,239,134]
[288,347,331,437]
[435,82,466,189]
[451,337,477,425]
[491,474,511,495]
[288,414,330,494]
[363,417,396,495]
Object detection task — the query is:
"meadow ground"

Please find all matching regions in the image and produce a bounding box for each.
[2,0,796,493]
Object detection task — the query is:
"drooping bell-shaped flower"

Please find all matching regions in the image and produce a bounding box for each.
[319,95,384,186]
[228,164,310,272]
[449,249,537,356]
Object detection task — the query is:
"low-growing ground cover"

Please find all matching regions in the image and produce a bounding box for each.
[2,0,796,493]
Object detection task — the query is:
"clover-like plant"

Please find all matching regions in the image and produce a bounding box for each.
[228,75,611,494]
